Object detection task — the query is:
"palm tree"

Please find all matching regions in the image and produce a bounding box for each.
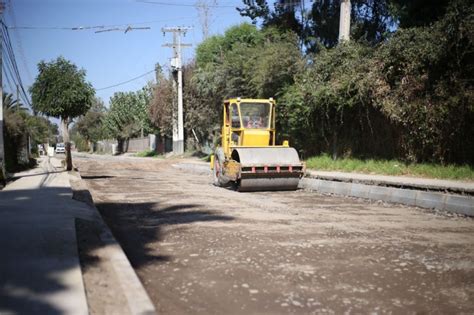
[3,92,27,112]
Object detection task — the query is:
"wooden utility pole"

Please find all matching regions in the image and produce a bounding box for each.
[162,26,192,155]
[338,0,351,42]
[0,2,6,181]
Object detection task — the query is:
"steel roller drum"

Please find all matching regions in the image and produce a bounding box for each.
[232,147,304,192]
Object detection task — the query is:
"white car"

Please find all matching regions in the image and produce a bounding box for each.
[55,143,65,154]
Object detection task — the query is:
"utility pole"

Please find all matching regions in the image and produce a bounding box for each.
[162,26,192,155]
[0,2,6,182]
[338,0,351,42]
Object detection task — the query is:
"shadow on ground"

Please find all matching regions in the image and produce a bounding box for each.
[99,201,233,268]
[0,187,81,314]
[72,184,234,269]
[10,170,66,180]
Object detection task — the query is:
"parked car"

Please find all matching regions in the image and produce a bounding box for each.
[55,143,65,154]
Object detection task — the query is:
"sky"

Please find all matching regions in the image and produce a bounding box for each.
[3,0,251,108]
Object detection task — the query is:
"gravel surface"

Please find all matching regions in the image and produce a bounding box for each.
[75,155,474,314]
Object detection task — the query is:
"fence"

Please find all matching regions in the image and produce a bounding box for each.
[94,134,173,155]
[95,139,117,155]
[125,137,150,153]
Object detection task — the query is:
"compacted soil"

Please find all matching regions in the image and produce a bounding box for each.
[75,155,474,314]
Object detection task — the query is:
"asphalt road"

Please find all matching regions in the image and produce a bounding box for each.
[75,154,474,314]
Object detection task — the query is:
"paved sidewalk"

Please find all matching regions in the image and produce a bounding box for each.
[0,157,100,315]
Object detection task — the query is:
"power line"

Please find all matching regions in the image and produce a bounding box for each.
[137,0,236,8]
[3,50,20,93]
[1,22,31,107]
[2,52,29,106]
[6,0,32,82]
[8,16,198,31]
[95,69,155,91]
[3,64,15,93]
[139,0,307,9]
[95,26,151,34]
[2,25,29,105]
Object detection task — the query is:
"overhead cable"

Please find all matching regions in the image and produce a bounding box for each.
[8,16,197,31]
[96,69,155,91]
[6,0,33,82]
[137,0,236,8]
[1,22,31,107]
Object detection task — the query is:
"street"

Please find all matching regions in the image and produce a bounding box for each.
[75,155,474,314]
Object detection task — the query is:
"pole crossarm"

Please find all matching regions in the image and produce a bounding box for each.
[162,44,192,47]
[161,26,192,33]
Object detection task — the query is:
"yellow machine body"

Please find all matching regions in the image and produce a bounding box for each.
[211,98,304,191]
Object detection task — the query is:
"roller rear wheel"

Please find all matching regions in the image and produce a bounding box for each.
[213,148,230,187]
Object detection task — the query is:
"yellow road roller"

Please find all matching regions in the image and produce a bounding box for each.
[210,98,305,191]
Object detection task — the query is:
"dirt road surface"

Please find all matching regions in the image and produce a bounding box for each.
[75,155,474,314]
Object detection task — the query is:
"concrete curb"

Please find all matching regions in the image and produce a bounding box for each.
[299,178,474,217]
[172,162,473,217]
[70,172,157,315]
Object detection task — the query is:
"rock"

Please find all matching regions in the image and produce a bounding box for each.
[292,300,302,307]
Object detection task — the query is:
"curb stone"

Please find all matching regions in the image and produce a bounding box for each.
[299,178,473,217]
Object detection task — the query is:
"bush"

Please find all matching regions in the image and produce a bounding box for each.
[71,134,89,152]
[281,0,473,165]
[135,149,158,157]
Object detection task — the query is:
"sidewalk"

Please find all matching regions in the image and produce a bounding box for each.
[0,157,99,314]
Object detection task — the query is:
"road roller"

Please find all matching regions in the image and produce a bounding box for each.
[210,98,305,191]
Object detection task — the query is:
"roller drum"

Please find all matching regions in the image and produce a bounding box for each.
[232,147,304,192]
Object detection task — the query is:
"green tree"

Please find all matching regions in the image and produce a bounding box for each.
[30,56,94,170]
[238,0,395,50]
[149,72,174,137]
[194,24,294,100]
[104,87,153,151]
[26,116,58,146]
[389,0,453,28]
[75,97,107,150]
[3,108,27,172]
[174,24,302,148]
